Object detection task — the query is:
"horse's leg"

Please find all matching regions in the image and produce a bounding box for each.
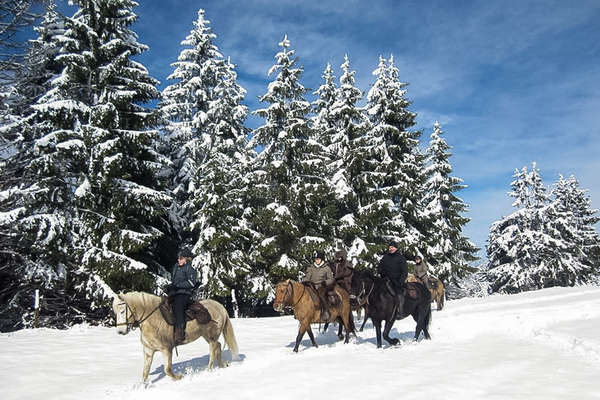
[306,325,318,348]
[356,306,362,320]
[438,291,444,311]
[207,341,217,370]
[382,318,399,346]
[163,348,183,380]
[422,307,432,340]
[413,311,423,341]
[373,319,383,348]
[142,345,155,382]
[359,305,368,331]
[342,313,351,343]
[209,341,225,368]
[294,322,308,352]
[336,317,344,341]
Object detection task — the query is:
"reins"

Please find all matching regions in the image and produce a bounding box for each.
[286,281,307,308]
[361,280,375,305]
[116,298,161,331]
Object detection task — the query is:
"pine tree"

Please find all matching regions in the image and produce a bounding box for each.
[486,163,556,293]
[0,2,75,331]
[544,175,600,284]
[159,9,228,236]
[247,35,335,285]
[312,63,337,150]
[327,55,372,264]
[33,0,171,309]
[363,55,425,262]
[423,121,478,282]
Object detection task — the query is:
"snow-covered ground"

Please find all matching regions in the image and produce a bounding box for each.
[2,286,600,400]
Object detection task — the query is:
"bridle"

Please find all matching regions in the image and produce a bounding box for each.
[350,280,374,306]
[276,280,306,310]
[115,298,160,332]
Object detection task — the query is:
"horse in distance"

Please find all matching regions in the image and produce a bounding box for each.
[407,273,446,310]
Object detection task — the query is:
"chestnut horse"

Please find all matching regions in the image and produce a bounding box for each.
[273,280,354,352]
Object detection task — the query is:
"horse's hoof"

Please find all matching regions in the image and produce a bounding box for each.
[173,374,183,381]
[293,348,298,353]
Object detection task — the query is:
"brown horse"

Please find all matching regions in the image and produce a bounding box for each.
[273,279,354,352]
[407,274,445,311]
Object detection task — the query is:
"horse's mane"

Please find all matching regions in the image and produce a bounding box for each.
[120,291,161,308]
[355,270,386,291]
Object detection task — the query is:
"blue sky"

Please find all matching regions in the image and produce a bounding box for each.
[56,0,600,258]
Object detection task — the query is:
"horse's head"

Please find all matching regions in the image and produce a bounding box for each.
[273,279,292,312]
[113,293,134,335]
[350,272,371,307]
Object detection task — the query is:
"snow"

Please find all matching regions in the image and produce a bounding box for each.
[2,286,599,400]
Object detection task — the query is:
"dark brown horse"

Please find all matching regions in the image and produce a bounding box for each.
[273,279,354,352]
[350,271,431,348]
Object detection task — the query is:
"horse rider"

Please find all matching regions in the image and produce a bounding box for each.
[168,248,198,344]
[331,249,353,294]
[414,255,431,289]
[303,251,335,322]
[377,240,408,319]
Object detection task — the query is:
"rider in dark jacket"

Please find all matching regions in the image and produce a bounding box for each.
[169,248,198,344]
[377,241,407,318]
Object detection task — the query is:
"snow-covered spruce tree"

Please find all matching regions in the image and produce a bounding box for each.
[188,55,257,316]
[159,9,227,238]
[422,121,478,283]
[544,175,600,284]
[0,3,76,331]
[486,163,557,293]
[312,62,337,151]
[39,0,171,311]
[326,55,372,265]
[363,55,425,263]
[247,35,336,285]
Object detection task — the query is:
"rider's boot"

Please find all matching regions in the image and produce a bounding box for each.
[395,289,405,320]
[174,323,185,345]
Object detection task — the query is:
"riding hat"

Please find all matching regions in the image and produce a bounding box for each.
[388,240,398,248]
[315,251,325,260]
[177,248,193,258]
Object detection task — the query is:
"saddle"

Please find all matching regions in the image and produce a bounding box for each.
[159,296,212,326]
[405,282,422,299]
[302,282,341,307]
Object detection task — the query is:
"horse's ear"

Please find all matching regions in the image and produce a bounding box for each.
[285,278,290,284]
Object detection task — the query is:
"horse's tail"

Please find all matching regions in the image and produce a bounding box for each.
[223,313,239,360]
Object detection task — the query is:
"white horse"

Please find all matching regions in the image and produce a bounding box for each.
[113,291,239,382]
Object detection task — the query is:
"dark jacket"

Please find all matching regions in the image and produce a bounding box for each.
[170,261,198,296]
[331,250,353,292]
[378,251,407,290]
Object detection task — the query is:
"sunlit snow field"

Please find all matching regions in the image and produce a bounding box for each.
[2,286,599,400]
